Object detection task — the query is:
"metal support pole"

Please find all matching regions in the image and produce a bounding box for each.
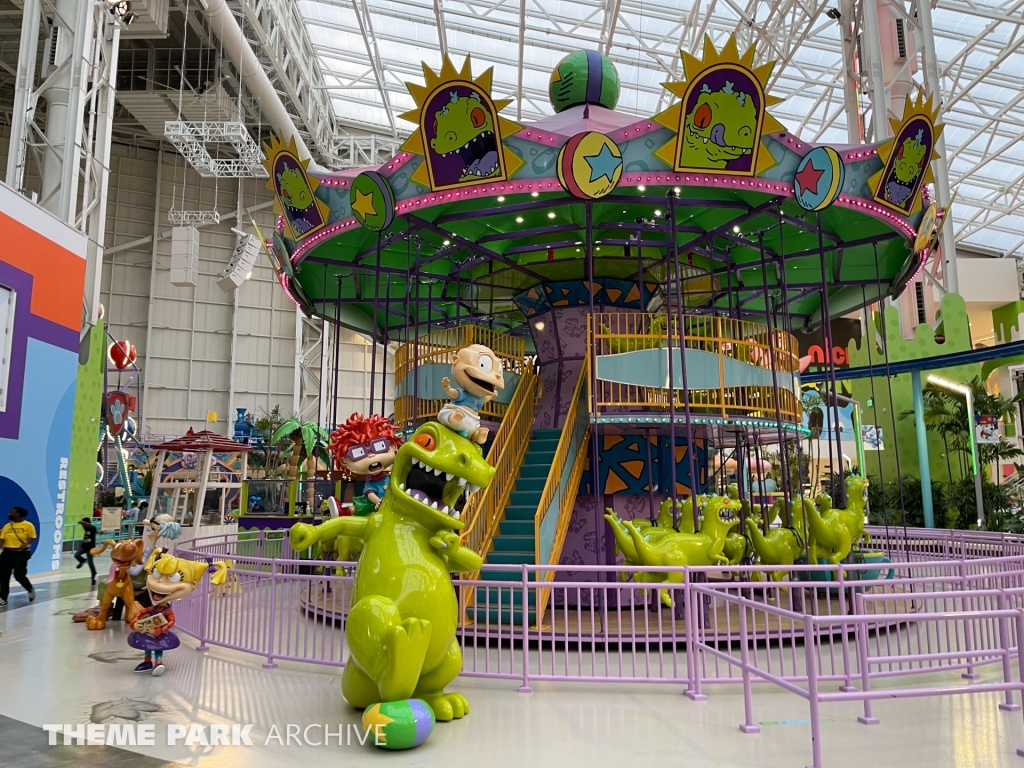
[6,0,41,191]
[860,0,891,142]
[910,370,935,528]
[141,149,164,437]
[966,390,985,528]
[837,0,863,144]
[915,0,959,294]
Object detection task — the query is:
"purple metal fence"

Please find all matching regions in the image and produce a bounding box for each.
[174,527,1024,766]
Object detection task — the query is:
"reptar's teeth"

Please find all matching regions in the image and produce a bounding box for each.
[442,506,450,514]
[431,501,439,510]
[452,509,461,520]
[458,477,467,487]
[398,483,405,491]
[433,467,443,476]
[467,483,481,494]
[446,473,454,481]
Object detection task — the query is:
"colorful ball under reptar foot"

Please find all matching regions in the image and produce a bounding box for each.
[549,50,620,113]
[362,699,435,750]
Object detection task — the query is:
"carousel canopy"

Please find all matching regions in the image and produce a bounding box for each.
[266,39,941,340]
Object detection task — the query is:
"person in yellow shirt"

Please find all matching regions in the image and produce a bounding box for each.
[0,506,36,606]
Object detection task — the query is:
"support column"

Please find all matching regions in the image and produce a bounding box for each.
[838,0,863,144]
[141,149,164,438]
[227,179,243,435]
[293,308,303,416]
[911,370,935,528]
[915,0,959,294]
[860,0,890,142]
[5,0,41,191]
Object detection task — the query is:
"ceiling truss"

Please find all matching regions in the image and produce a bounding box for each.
[292,0,1024,256]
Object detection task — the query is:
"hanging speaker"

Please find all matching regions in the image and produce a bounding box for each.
[217,228,261,292]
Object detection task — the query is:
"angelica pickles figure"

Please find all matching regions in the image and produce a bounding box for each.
[128,549,228,676]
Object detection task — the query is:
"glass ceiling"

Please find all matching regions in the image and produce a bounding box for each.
[298,0,1024,257]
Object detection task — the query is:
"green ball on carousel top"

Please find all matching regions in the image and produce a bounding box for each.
[549,50,620,113]
[362,699,435,750]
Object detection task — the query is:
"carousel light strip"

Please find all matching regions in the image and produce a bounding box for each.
[842,147,878,161]
[288,218,362,264]
[314,177,351,189]
[591,413,811,436]
[286,177,917,265]
[517,127,566,146]
[618,172,793,195]
[278,273,302,309]
[609,121,661,143]
[833,194,917,241]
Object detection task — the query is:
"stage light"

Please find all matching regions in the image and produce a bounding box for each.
[515,216,524,223]
[825,7,841,19]
[107,0,137,24]
[531,191,539,197]
[638,185,646,192]
[497,196,505,202]
[547,212,555,219]
[654,209,662,217]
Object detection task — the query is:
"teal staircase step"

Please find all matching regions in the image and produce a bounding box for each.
[471,607,536,625]
[503,506,536,521]
[523,451,555,464]
[491,535,535,553]
[515,477,545,493]
[499,519,534,536]
[478,426,564,578]
[527,439,559,453]
[510,490,541,507]
[479,568,523,582]
[478,587,536,607]
[486,551,535,565]
[532,429,561,439]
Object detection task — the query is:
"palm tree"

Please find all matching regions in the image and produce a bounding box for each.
[902,377,1024,483]
[272,418,331,511]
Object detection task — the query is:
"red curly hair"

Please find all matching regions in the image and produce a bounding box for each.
[329,413,402,471]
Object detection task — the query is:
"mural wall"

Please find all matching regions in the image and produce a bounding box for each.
[0,183,87,574]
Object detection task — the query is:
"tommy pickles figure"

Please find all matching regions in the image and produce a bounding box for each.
[438,344,505,444]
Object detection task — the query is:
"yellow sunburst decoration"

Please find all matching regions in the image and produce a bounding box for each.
[869,92,942,216]
[653,35,785,176]
[262,134,330,241]
[399,55,524,192]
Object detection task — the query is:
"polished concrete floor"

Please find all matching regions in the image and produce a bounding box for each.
[1,559,1023,767]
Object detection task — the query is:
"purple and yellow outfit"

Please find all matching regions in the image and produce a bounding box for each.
[127,603,180,651]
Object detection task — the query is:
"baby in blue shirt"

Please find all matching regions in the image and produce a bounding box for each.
[438,344,505,444]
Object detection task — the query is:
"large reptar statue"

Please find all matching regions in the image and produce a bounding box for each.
[290,422,494,721]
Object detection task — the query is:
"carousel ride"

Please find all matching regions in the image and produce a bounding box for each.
[164,38,1024,764]
[251,35,957,627]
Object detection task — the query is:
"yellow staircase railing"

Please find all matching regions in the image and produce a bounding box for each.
[394,325,527,426]
[459,364,541,579]
[533,356,591,627]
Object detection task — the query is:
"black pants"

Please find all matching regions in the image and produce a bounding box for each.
[0,548,32,600]
[74,544,96,578]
